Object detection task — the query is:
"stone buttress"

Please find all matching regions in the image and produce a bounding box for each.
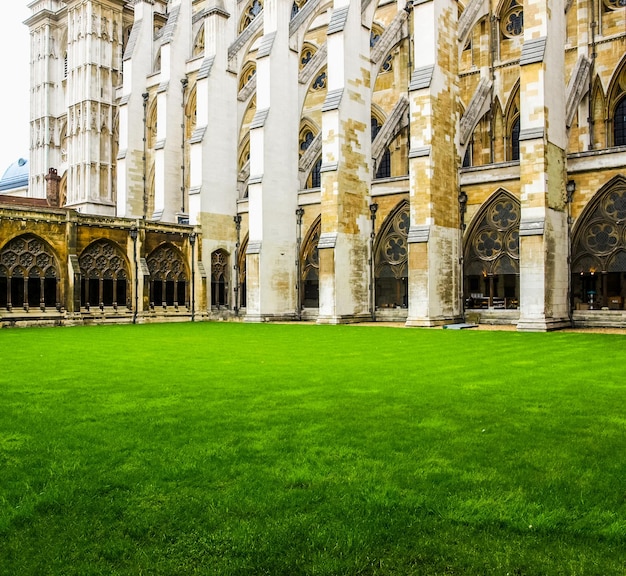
[405,0,462,327]
[245,0,300,321]
[317,0,372,324]
[516,0,569,331]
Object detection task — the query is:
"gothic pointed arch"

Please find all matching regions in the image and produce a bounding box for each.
[300,216,320,307]
[239,60,257,93]
[0,234,61,310]
[309,66,327,92]
[299,42,317,70]
[571,175,626,309]
[606,57,626,147]
[239,0,263,33]
[79,239,130,308]
[291,0,309,20]
[374,200,409,309]
[504,83,520,161]
[498,0,524,39]
[238,234,248,309]
[591,76,607,149]
[185,83,197,140]
[147,243,189,308]
[237,135,251,198]
[192,25,204,57]
[464,190,520,309]
[211,249,230,307]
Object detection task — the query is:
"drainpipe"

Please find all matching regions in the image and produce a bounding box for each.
[189,231,196,322]
[142,92,149,219]
[369,202,378,321]
[588,0,597,150]
[295,207,305,320]
[130,225,139,324]
[180,78,188,215]
[233,214,242,315]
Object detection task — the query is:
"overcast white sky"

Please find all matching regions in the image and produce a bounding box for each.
[0,3,31,173]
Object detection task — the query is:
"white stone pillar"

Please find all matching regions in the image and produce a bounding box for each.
[245,0,300,321]
[188,2,239,310]
[116,0,156,219]
[150,1,191,222]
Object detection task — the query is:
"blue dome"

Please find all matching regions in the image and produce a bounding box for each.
[0,158,29,192]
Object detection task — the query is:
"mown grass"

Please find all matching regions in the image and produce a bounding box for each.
[0,323,625,575]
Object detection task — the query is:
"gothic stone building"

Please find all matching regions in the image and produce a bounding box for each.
[1,0,626,329]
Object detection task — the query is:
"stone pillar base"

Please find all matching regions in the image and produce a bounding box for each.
[317,313,373,325]
[244,313,299,323]
[516,317,571,332]
[405,315,463,328]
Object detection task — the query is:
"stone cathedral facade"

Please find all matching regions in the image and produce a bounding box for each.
[1,0,625,329]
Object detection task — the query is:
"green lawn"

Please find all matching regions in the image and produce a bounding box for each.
[0,323,625,575]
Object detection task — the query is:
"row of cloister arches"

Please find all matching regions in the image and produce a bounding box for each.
[0,237,197,312]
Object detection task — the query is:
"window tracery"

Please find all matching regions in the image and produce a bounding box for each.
[192,26,204,57]
[500,0,524,38]
[211,249,229,307]
[374,202,409,308]
[291,0,308,19]
[240,0,263,33]
[300,218,320,308]
[237,235,248,308]
[613,95,626,147]
[0,235,59,310]
[370,24,383,48]
[300,43,316,69]
[307,157,322,189]
[79,240,129,308]
[603,0,626,9]
[464,192,520,309]
[239,62,257,91]
[572,178,626,309]
[312,71,327,90]
[147,243,188,308]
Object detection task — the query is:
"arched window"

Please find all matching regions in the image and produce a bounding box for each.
[153,47,161,73]
[510,115,520,161]
[614,95,626,147]
[0,235,60,311]
[374,202,410,309]
[307,157,322,189]
[300,43,316,69]
[381,53,393,73]
[375,149,391,179]
[147,243,188,308]
[79,240,129,308]
[571,176,626,310]
[464,191,520,309]
[312,70,326,91]
[211,249,229,307]
[291,0,308,19]
[371,116,382,141]
[239,0,263,33]
[192,26,204,57]
[300,218,320,308]
[239,62,256,92]
[370,23,383,48]
[300,129,314,154]
[500,0,524,39]
[237,235,248,309]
